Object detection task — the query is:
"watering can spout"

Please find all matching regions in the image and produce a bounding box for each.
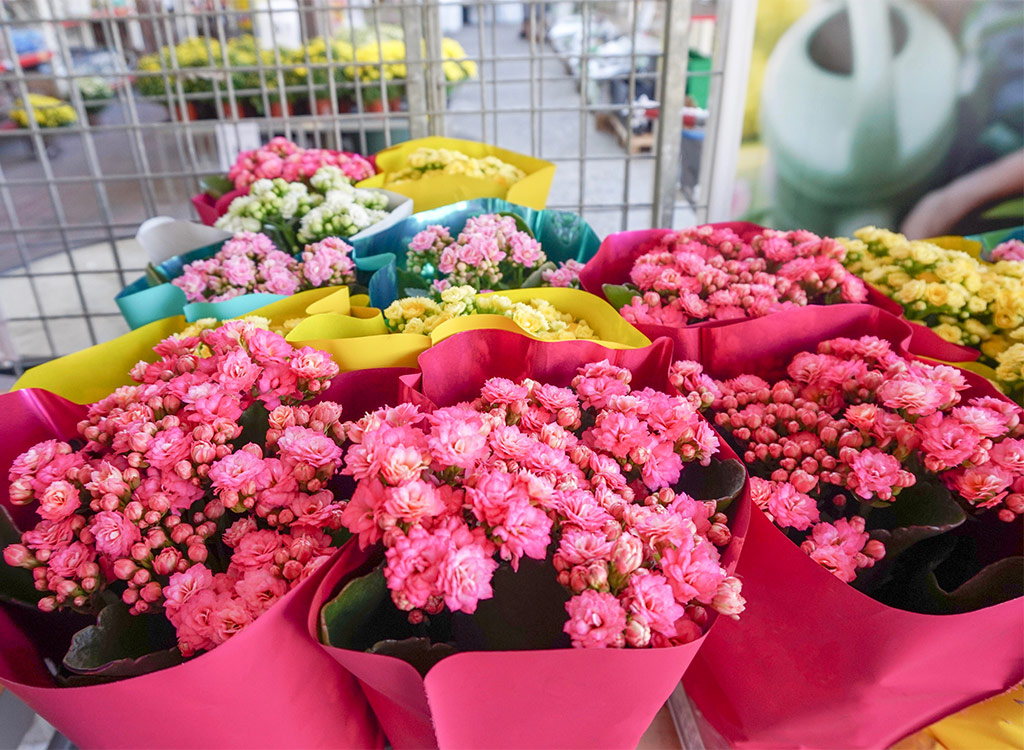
[849,0,899,172]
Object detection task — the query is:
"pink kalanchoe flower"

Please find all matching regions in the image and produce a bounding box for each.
[767,482,820,530]
[89,510,142,558]
[563,589,628,648]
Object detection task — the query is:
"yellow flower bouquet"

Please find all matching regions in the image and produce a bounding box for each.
[842,226,1024,402]
[10,95,77,129]
[359,137,556,212]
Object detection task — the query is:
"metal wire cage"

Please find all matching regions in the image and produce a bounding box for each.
[0,0,754,372]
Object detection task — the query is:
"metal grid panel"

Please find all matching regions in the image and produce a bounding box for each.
[0,0,750,370]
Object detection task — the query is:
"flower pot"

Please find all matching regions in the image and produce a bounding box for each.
[174,101,200,122]
[220,99,245,119]
[269,99,293,117]
[314,97,335,115]
[388,97,403,112]
[364,99,385,113]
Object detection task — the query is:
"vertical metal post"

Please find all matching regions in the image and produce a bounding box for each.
[422,0,447,136]
[652,0,692,228]
[401,3,429,140]
[702,0,757,222]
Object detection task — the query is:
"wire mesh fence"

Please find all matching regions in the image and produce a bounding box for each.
[0,0,752,371]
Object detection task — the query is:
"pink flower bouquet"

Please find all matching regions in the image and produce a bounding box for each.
[192,137,376,226]
[579,222,908,360]
[0,321,390,748]
[678,304,1023,748]
[172,232,356,303]
[310,330,751,749]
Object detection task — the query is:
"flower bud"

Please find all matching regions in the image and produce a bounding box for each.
[611,534,643,576]
[38,596,58,612]
[131,542,152,561]
[153,547,182,576]
[187,544,208,563]
[4,544,37,568]
[282,560,303,580]
[624,616,651,648]
[139,581,163,603]
[113,558,138,580]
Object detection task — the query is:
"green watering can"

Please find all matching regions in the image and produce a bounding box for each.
[760,0,959,235]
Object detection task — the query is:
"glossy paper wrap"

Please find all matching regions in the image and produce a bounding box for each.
[349,197,601,310]
[311,330,752,750]
[117,191,413,330]
[681,305,1024,749]
[191,188,246,226]
[285,287,652,372]
[356,137,556,212]
[0,383,388,750]
[14,288,381,403]
[575,222,969,362]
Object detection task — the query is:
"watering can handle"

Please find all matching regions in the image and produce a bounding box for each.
[848,0,899,168]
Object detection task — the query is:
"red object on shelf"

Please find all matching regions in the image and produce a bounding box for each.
[0,50,53,73]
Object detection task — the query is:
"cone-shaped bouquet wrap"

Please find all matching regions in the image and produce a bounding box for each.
[358,137,556,212]
[284,286,651,373]
[311,330,752,749]
[578,222,940,362]
[15,287,369,403]
[680,305,1024,749]
[0,373,393,749]
[349,198,601,310]
[118,191,412,330]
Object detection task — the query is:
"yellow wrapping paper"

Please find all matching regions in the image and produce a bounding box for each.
[892,684,1024,750]
[12,287,360,404]
[357,137,556,212]
[285,287,652,371]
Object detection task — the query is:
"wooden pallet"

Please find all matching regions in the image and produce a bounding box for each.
[595,111,655,154]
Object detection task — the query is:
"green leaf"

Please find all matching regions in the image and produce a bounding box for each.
[145,263,170,287]
[602,283,640,311]
[851,479,967,595]
[234,401,270,450]
[319,566,389,647]
[368,637,456,678]
[450,555,570,653]
[676,458,747,512]
[880,533,1023,614]
[0,507,41,605]
[495,211,535,239]
[396,267,432,295]
[520,261,556,289]
[200,175,235,199]
[62,602,182,683]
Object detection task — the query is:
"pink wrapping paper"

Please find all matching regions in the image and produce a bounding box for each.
[312,330,752,750]
[191,188,246,226]
[680,305,1024,749]
[575,223,967,363]
[0,386,385,749]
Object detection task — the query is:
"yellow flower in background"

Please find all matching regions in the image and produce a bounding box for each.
[843,226,1024,400]
[11,94,77,128]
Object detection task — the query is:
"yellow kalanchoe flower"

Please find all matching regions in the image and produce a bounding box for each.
[383,286,595,341]
[842,227,1024,401]
[11,94,77,128]
[386,147,527,187]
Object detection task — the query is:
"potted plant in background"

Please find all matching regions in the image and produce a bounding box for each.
[305,37,355,115]
[75,76,115,124]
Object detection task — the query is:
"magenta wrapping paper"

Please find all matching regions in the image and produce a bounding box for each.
[0,383,389,749]
[681,305,1024,749]
[576,222,976,364]
[311,330,752,750]
[191,188,246,226]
